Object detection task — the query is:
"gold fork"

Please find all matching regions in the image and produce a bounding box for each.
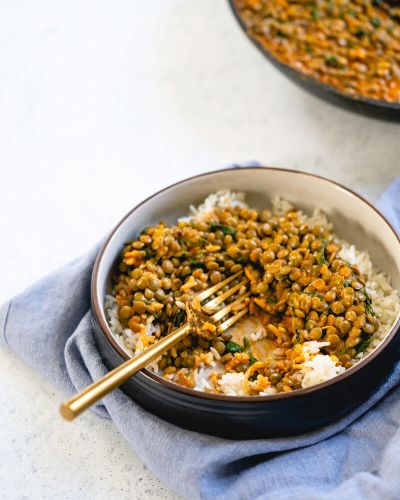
[60,271,249,420]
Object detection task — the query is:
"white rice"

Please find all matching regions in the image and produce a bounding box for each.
[301,354,346,389]
[218,372,247,396]
[106,190,399,396]
[187,190,247,222]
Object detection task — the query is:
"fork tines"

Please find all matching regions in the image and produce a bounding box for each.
[196,271,250,332]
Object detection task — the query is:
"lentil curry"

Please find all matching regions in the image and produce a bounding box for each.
[234,0,400,102]
[108,192,391,396]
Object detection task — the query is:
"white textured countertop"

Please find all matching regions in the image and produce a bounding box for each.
[0,1,399,498]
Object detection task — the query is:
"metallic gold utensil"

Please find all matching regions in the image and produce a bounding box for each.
[60,271,249,420]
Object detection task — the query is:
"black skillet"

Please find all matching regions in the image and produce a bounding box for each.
[228,0,400,121]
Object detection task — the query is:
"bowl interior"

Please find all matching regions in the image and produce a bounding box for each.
[94,168,400,386]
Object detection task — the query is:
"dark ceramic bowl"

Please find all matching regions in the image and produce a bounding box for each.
[91,167,400,439]
[228,0,400,121]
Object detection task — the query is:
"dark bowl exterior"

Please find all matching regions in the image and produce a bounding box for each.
[91,311,400,439]
[227,0,400,121]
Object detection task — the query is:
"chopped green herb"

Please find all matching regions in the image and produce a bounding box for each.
[178,238,188,249]
[325,55,344,68]
[364,290,376,316]
[295,329,302,344]
[242,336,258,364]
[248,352,258,366]
[371,17,381,27]
[344,280,351,288]
[304,42,313,54]
[354,27,367,38]
[317,239,328,265]
[366,302,375,316]
[312,8,320,20]
[144,247,156,258]
[266,296,277,304]
[189,258,206,269]
[225,338,258,365]
[355,334,373,354]
[209,223,237,236]
[226,340,243,354]
[173,309,186,327]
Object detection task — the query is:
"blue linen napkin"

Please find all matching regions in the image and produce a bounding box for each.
[1,177,400,500]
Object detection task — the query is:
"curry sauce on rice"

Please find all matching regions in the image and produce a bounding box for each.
[106,191,399,396]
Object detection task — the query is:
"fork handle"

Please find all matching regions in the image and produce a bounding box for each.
[60,322,191,420]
